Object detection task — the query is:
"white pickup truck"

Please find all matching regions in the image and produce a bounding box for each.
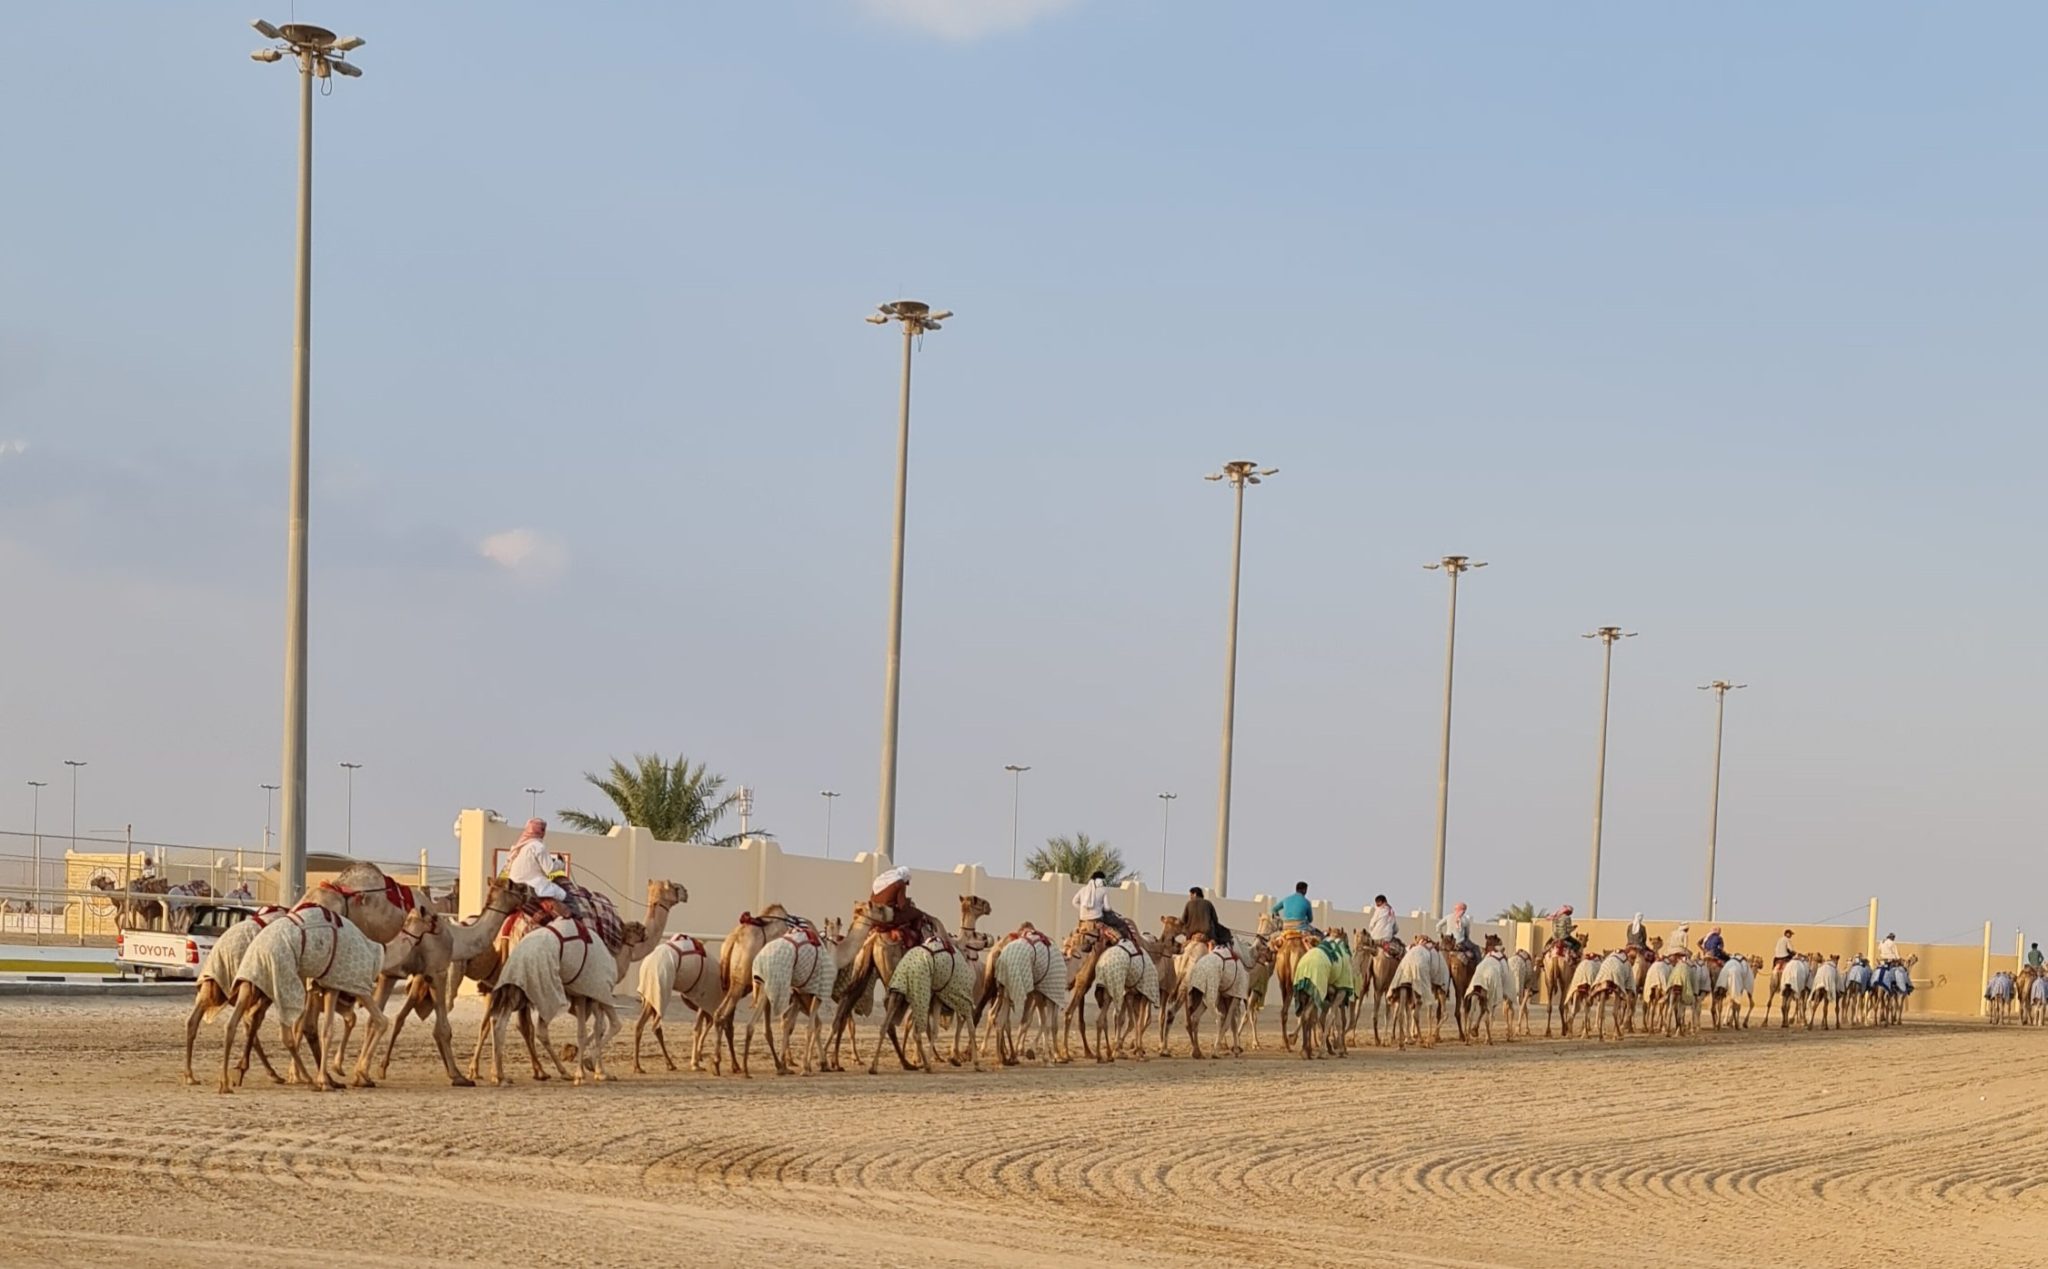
[114,904,265,980]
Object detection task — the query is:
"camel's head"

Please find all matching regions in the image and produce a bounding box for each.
[617,920,648,948]
[1483,933,1502,950]
[820,916,845,945]
[1250,936,1273,966]
[959,894,992,921]
[650,878,687,908]
[1648,936,1665,952]
[89,875,114,892]
[397,905,438,946]
[1255,911,1278,936]
[487,876,535,914]
[319,863,408,944]
[1061,923,1096,959]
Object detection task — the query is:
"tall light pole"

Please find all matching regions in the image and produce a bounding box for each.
[1204,461,1276,899]
[64,760,86,862]
[27,781,47,917]
[1157,791,1177,891]
[865,299,951,865]
[250,19,365,904]
[339,762,362,855]
[524,787,544,819]
[819,790,841,858]
[1004,764,1031,878]
[1422,555,1485,921]
[1582,626,1636,917]
[1699,680,1746,920]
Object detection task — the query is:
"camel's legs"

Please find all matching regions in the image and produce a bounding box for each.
[466,1003,499,1083]
[690,1009,714,1071]
[217,990,255,1095]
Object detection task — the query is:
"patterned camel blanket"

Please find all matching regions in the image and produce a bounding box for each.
[515,881,624,954]
[195,906,289,996]
[231,907,381,1022]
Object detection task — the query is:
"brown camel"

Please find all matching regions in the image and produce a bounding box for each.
[1541,940,1583,1037]
[1355,932,1403,1047]
[1259,912,1314,1050]
[708,903,797,1074]
[867,900,984,1074]
[214,864,411,1094]
[365,875,533,1085]
[822,893,951,1072]
[1245,936,1275,1049]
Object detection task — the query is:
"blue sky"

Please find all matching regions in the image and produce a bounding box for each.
[2,2,2043,944]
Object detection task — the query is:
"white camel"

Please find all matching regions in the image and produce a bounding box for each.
[632,931,720,1074]
[1713,956,1757,1029]
[1807,956,1845,1030]
[1775,955,1813,1027]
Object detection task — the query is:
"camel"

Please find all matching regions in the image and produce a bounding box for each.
[1289,937,1355,1059]
[708,903,800,1073]
[740,915,851,1076]
[978,923,1067,1065]
[821,893,954,1072]
[1259,912,1314,1050]
[1461,938,1518,1045]
[1509,949,1539,1036]
[1541,940,1583,1037]
[182,905,291,1085]
[1441,937,1478,1040]
[632,931,721,1074]
[1174,932,1251,1059]
[943,897,995,1063]
[1872,954,1917,1026]
[869,918,982,1075]
[1356,932,1404,1047]
[93,876,214,932]
[1711,955,1757,1029]
[1059,924,1137,1064]
[1244,936,1275,1049]
[1583,949,1639,1041]
[1774,954,1813,1028]
[473,878,683,1084]
[363,875,533,1086]
[1386,937,1449,1051]
[1122,929,1175,1058]
[1986,971,2017,1025]
[215,864,413,1094]
[1807,954,1844,1030]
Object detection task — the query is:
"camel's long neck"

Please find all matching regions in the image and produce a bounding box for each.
[642,896,675,942]
[449,896,518,960]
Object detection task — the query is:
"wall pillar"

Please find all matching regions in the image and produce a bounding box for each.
[1981,920,1993,1018]
[1866,897,1878,962]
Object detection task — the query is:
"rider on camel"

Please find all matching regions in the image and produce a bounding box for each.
[1180,886,1231,949]
[1271,882,1319,941]
[1624,913,1649,951]
[1366,894,1400,955]
[1772,928,1798,973]
[868,865,931,944]
[1438,902,1479,962]
[1548,904,1581,955]
[502,819,573,920]
[1701,926,1727,962]
[1073,871,1141,948]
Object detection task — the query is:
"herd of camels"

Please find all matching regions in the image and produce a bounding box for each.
[178,862,1914,1095]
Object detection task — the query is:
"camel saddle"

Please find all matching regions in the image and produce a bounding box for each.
[515,882,624,954]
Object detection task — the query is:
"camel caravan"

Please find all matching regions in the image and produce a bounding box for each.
[179,825,1946,1095]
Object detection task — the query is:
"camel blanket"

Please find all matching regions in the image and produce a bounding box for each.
[993,935,1064,1022]
[1391,944,1444,994]
[1594,955,1635,994]
[517,882,624,954]
[755,927,835,1010]
[232,908,380,1022]
[1717,958,1754,996]
[196,908,287,997]
[637,934,711,1021]
[498,918,612,1025]
[1467,952,1516,1003]
[1569,957,1601,992]
[1293,944,1335,1002]
[889,942,976,1035]
[1129,944,1162,1007]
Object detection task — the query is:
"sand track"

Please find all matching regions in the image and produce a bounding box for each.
[0,997,2039,1268]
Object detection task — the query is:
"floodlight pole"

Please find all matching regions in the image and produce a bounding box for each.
[253,20,364,902]
[868,300,947,865]
[1700,680,1746,921]
[1206,461,1275,899]
[1423,555,1484,922]
[1583,626,1635,917]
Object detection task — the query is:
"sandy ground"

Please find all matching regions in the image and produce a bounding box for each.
[0,995,2041,1269]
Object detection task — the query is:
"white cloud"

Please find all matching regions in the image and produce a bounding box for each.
[478,528,569,582]
[855,0,1083,42]
[0,439,28,460]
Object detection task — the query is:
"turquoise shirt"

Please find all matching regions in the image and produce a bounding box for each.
[1273,893,1313,925]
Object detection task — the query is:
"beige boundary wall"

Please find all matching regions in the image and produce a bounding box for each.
[457,812,1993,1019]
[455,810,1512,958]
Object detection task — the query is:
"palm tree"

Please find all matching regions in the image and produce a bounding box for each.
[1494,900,1539,923]
[1024,832,1131,884]
[557,753,742,845]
